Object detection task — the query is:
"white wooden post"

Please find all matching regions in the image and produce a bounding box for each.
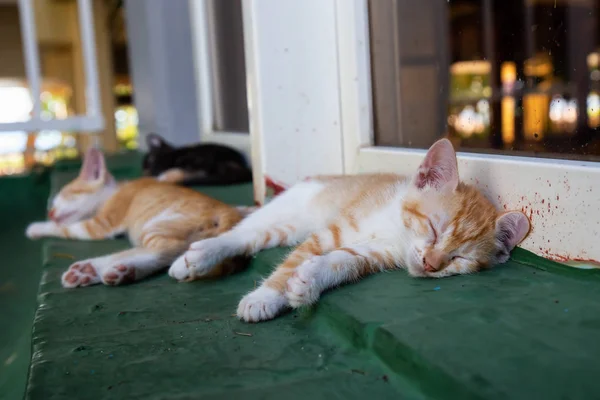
[242,0,346,202]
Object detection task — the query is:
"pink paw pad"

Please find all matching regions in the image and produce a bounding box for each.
[103,264,136,286]
[62,262,99,288]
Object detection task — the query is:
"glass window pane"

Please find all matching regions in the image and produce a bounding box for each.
[369,0,600,161]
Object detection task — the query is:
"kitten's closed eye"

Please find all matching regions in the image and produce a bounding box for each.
[427,219,438,243]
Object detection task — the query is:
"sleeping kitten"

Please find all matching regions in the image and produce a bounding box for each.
[168,139,531,322]
[143,133,253,186]
[26,148,249,287]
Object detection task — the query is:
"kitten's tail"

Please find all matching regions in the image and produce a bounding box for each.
[156,168,188,183]
[157,167,252,186]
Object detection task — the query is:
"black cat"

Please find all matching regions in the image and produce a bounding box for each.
[142,133,253,186]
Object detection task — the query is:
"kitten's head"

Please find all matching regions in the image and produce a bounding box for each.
[143,133,176,176]
[48,148,117,225]
[401,139,530,278]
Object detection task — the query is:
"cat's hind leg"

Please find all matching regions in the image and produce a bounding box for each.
[236,240,398,321]
[169,181,326,281]
[61,251,146,288]
[285,242,397,308]
[62,238,186,288]
[236,232,327,322]
[102,238,187,285]
[100,248,168,286]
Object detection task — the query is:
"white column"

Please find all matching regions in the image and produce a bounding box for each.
[242,0,346,200]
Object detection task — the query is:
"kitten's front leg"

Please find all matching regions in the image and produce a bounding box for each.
[26,217,123,240]
[26,221,62,239]
[169,223,305,281]
[168,235,238,281]
[285,243,397,308]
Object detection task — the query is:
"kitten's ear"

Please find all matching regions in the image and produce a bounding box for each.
[494,211,531,263]
[146,133,171,150]
[413,139,459,191]
[79,147,108,182]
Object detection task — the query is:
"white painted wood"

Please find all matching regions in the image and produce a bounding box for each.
[240,0,345,192]
[0,116,103,132]
[335,0,374,174]
[189,0,214,137]
[17,0,41,118]
[76,0,102,119]
[241,0,265,204]
[1,0,104,134]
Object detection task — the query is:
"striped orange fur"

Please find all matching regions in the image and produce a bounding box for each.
[171,139,531,323]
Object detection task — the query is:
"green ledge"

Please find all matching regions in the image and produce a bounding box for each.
[0,173,50,400]
[9,154,600,399]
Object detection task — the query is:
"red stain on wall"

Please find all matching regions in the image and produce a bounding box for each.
[543,251,600,268]
[500,190,598,267]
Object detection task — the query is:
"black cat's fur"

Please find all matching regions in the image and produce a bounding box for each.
[142,133,252,186]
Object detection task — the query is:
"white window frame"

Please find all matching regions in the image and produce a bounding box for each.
[0,0,104,134]
[242,0,599,265]
[336,0,600,265]
[189,0,251,160]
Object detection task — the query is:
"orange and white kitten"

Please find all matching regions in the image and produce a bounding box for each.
[168,139,531,323]
[26,148,250,287]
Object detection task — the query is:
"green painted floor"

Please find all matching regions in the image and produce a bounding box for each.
[5,155,600,399]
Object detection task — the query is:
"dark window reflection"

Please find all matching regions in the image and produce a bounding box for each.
[206,0,249,133]
[369,0,600,161]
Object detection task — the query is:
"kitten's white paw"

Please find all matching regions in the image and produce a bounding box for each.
[61,261,103,288]
[236,286,288,323]
[168,254,190,281]
[285,256,323,308]
[102,264,136,286]
[26,221,57,239]
[184,238,228,277]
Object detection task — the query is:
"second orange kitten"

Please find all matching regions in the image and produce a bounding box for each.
[26,148,250,287]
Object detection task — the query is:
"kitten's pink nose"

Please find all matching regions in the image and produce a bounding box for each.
[423,261,436,272]
[48,208,56,221]
[422,250,447,272]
